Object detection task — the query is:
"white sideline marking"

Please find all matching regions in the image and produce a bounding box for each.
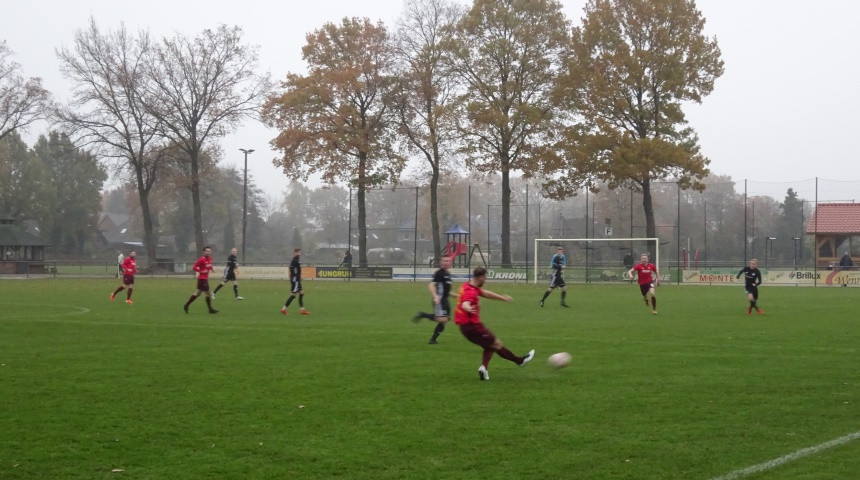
[709,430,860,480]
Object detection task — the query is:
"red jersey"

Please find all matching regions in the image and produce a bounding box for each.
[454,282,482,325]
[633,263,657,285]
[193,255,214,280]
[121,256,136,276]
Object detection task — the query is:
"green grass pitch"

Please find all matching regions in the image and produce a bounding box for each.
[0,278,858,479]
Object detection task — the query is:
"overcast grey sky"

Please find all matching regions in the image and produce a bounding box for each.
[3,0,859,199]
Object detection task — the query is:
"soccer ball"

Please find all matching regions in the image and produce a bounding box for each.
[547,352,571,369]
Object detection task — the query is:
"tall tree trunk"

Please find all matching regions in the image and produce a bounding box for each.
[135,175,157,270]
[190,154,204,253]
[501,163,512,268]
[429,162,441,261]
[427,88,442,263]
[357,152,368,268]
[642,178,657,255]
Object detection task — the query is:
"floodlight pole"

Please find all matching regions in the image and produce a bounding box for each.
[239,148,254,264]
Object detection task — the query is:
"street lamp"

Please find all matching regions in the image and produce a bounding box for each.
[239,148,255,264]
[766,236,776,270]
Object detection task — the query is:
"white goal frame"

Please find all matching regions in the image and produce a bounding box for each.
[533,238,660,285]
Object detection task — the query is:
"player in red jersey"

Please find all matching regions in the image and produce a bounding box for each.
[626,253,659,315]
[183,246,218,314]
[454,266,535,381]
[110,249,137,304]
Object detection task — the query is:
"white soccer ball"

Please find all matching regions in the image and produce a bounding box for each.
[547,352,571,369]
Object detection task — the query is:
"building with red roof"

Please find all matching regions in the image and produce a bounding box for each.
[805,203,860,267]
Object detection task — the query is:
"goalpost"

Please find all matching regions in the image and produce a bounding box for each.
[533,238,660,285]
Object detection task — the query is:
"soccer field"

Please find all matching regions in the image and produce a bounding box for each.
[0,278,858,479]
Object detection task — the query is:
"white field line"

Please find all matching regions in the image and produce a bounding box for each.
[709,430,860,480]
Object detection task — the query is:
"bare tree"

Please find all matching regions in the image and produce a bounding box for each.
[393,0,464,260]
[0,40,51,141]
[145,25,272,252]
[56,20,166,267]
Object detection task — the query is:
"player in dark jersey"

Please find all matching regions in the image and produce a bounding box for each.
[212,247,243,300]
[455,266,535,381]
[183,246,218,314]
[412,256,453,344]
[110,249,136,304]
[540,246,569,307]
[737,258,764,314]
[280,248,309,315]
[627,253,659,315]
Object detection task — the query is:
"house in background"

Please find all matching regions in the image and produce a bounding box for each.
[98,213,132,249]
[806,203,859,268]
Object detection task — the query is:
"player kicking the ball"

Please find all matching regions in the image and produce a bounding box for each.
[454,266,535,381]
[627,253,659,315]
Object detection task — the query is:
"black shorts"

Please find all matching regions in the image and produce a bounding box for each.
[291,279,302,294]
[434,297,450,318]
[549,270,566,288]
[197,279,210,292]
[222,271,237,282]
[745,285,759,299]
[639,283,654,296]
[458,322,496,349]
[122,274,135,286]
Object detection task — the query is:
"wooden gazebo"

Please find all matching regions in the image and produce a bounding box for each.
[805,203,860,268]
[0,215,51,274]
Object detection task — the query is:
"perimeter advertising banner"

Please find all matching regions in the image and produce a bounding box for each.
[240,266,316,280]
[352,267,393,279]
[315,267,353,279]
[683,269,860,286]
[315,266,393,279]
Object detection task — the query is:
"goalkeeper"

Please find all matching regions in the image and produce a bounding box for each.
[540,246,569,308]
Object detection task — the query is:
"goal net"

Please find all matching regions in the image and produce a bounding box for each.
[533,238,660,285]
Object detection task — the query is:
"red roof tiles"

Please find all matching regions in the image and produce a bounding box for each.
[806,203,860,234]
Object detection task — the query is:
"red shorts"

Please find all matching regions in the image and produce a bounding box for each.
[458,322,496,349]
[122,274,134,286]
[197,279,210,292]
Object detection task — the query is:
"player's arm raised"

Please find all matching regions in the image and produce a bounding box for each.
[479,289,512,302]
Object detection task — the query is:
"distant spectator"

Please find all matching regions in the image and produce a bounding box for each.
[839,252,853,287]
[623,251,634,283]
[340,250,353,268]
[623,251,634,269]
[117,251,124,278]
